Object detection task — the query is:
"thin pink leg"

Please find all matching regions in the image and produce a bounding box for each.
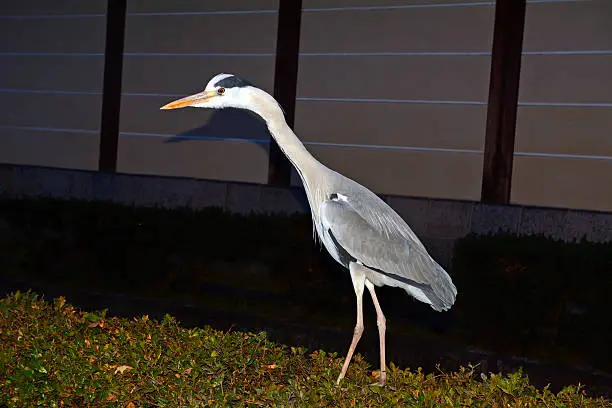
[366,281,387,386]
[337,263,365,385]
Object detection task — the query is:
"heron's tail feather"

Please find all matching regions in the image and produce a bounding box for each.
[367,255,457,312]
[424,263,457,312]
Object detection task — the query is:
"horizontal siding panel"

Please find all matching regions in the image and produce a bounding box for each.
[516,107,612,157]
[0,19,106,53]
[117,136,268,184]
[294,101,486,150]
[300,5,494,53]
[515,1,612,213]
[127,0,278,13]
[523,0,612,51]
[0,93,102,130]
[0,0,106,15]
[0,56,104,91]
[123,14,278,53]
[519,55,612,103]
[119,0,278,188]
[0,129,99,170]
[296,56,491,101]
[304,0,488,7]
[511,156,612,212]
[118,95,272,141]
[121,56,275,94]
[305,146,483,200]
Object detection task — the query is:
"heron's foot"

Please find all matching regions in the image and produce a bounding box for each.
[369,370,386,387]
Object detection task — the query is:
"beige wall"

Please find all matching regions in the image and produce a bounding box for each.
[117,0,278,184]
[513,0,612,212]
[2,0,610,213]
[0,1,106,170]
[293,0,494,200]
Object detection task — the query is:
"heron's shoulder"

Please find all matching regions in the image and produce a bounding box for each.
[325,177,427,247]
[326,173,379,199]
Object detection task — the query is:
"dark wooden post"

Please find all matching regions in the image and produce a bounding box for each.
[268,0,302,186]
[98,0,127,172]
[481,0,527,204]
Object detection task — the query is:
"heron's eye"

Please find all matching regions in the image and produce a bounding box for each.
[217,87,226,95]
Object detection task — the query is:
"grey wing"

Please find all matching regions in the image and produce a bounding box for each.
[320,196,457,311]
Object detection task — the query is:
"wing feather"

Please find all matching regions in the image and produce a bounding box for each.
[320,194,457,311]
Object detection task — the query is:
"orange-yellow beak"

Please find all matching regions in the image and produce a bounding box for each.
[160,91,217,110]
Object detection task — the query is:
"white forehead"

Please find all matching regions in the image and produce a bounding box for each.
[205,73,234,89]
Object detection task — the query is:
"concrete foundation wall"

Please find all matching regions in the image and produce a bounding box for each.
[1,164,610,269]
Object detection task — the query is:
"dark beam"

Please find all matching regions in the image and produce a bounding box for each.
[481,0,527,204]
[268,0,302,186]
[98,0,127,172]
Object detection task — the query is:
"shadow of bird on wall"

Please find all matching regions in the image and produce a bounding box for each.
[163,108,271,149]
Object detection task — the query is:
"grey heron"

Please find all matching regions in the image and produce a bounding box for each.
[160,73,458,386]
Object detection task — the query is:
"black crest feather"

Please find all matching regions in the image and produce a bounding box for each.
[214,75,253,89]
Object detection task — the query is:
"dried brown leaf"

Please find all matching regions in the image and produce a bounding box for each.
[114,365,133,374]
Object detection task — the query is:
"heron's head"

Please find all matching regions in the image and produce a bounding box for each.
[160,73,262,112]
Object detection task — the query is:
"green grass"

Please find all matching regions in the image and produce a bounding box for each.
[1,291,610,407]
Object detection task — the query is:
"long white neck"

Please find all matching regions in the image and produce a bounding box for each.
[246,88,332,244]
[247,89,322,177]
